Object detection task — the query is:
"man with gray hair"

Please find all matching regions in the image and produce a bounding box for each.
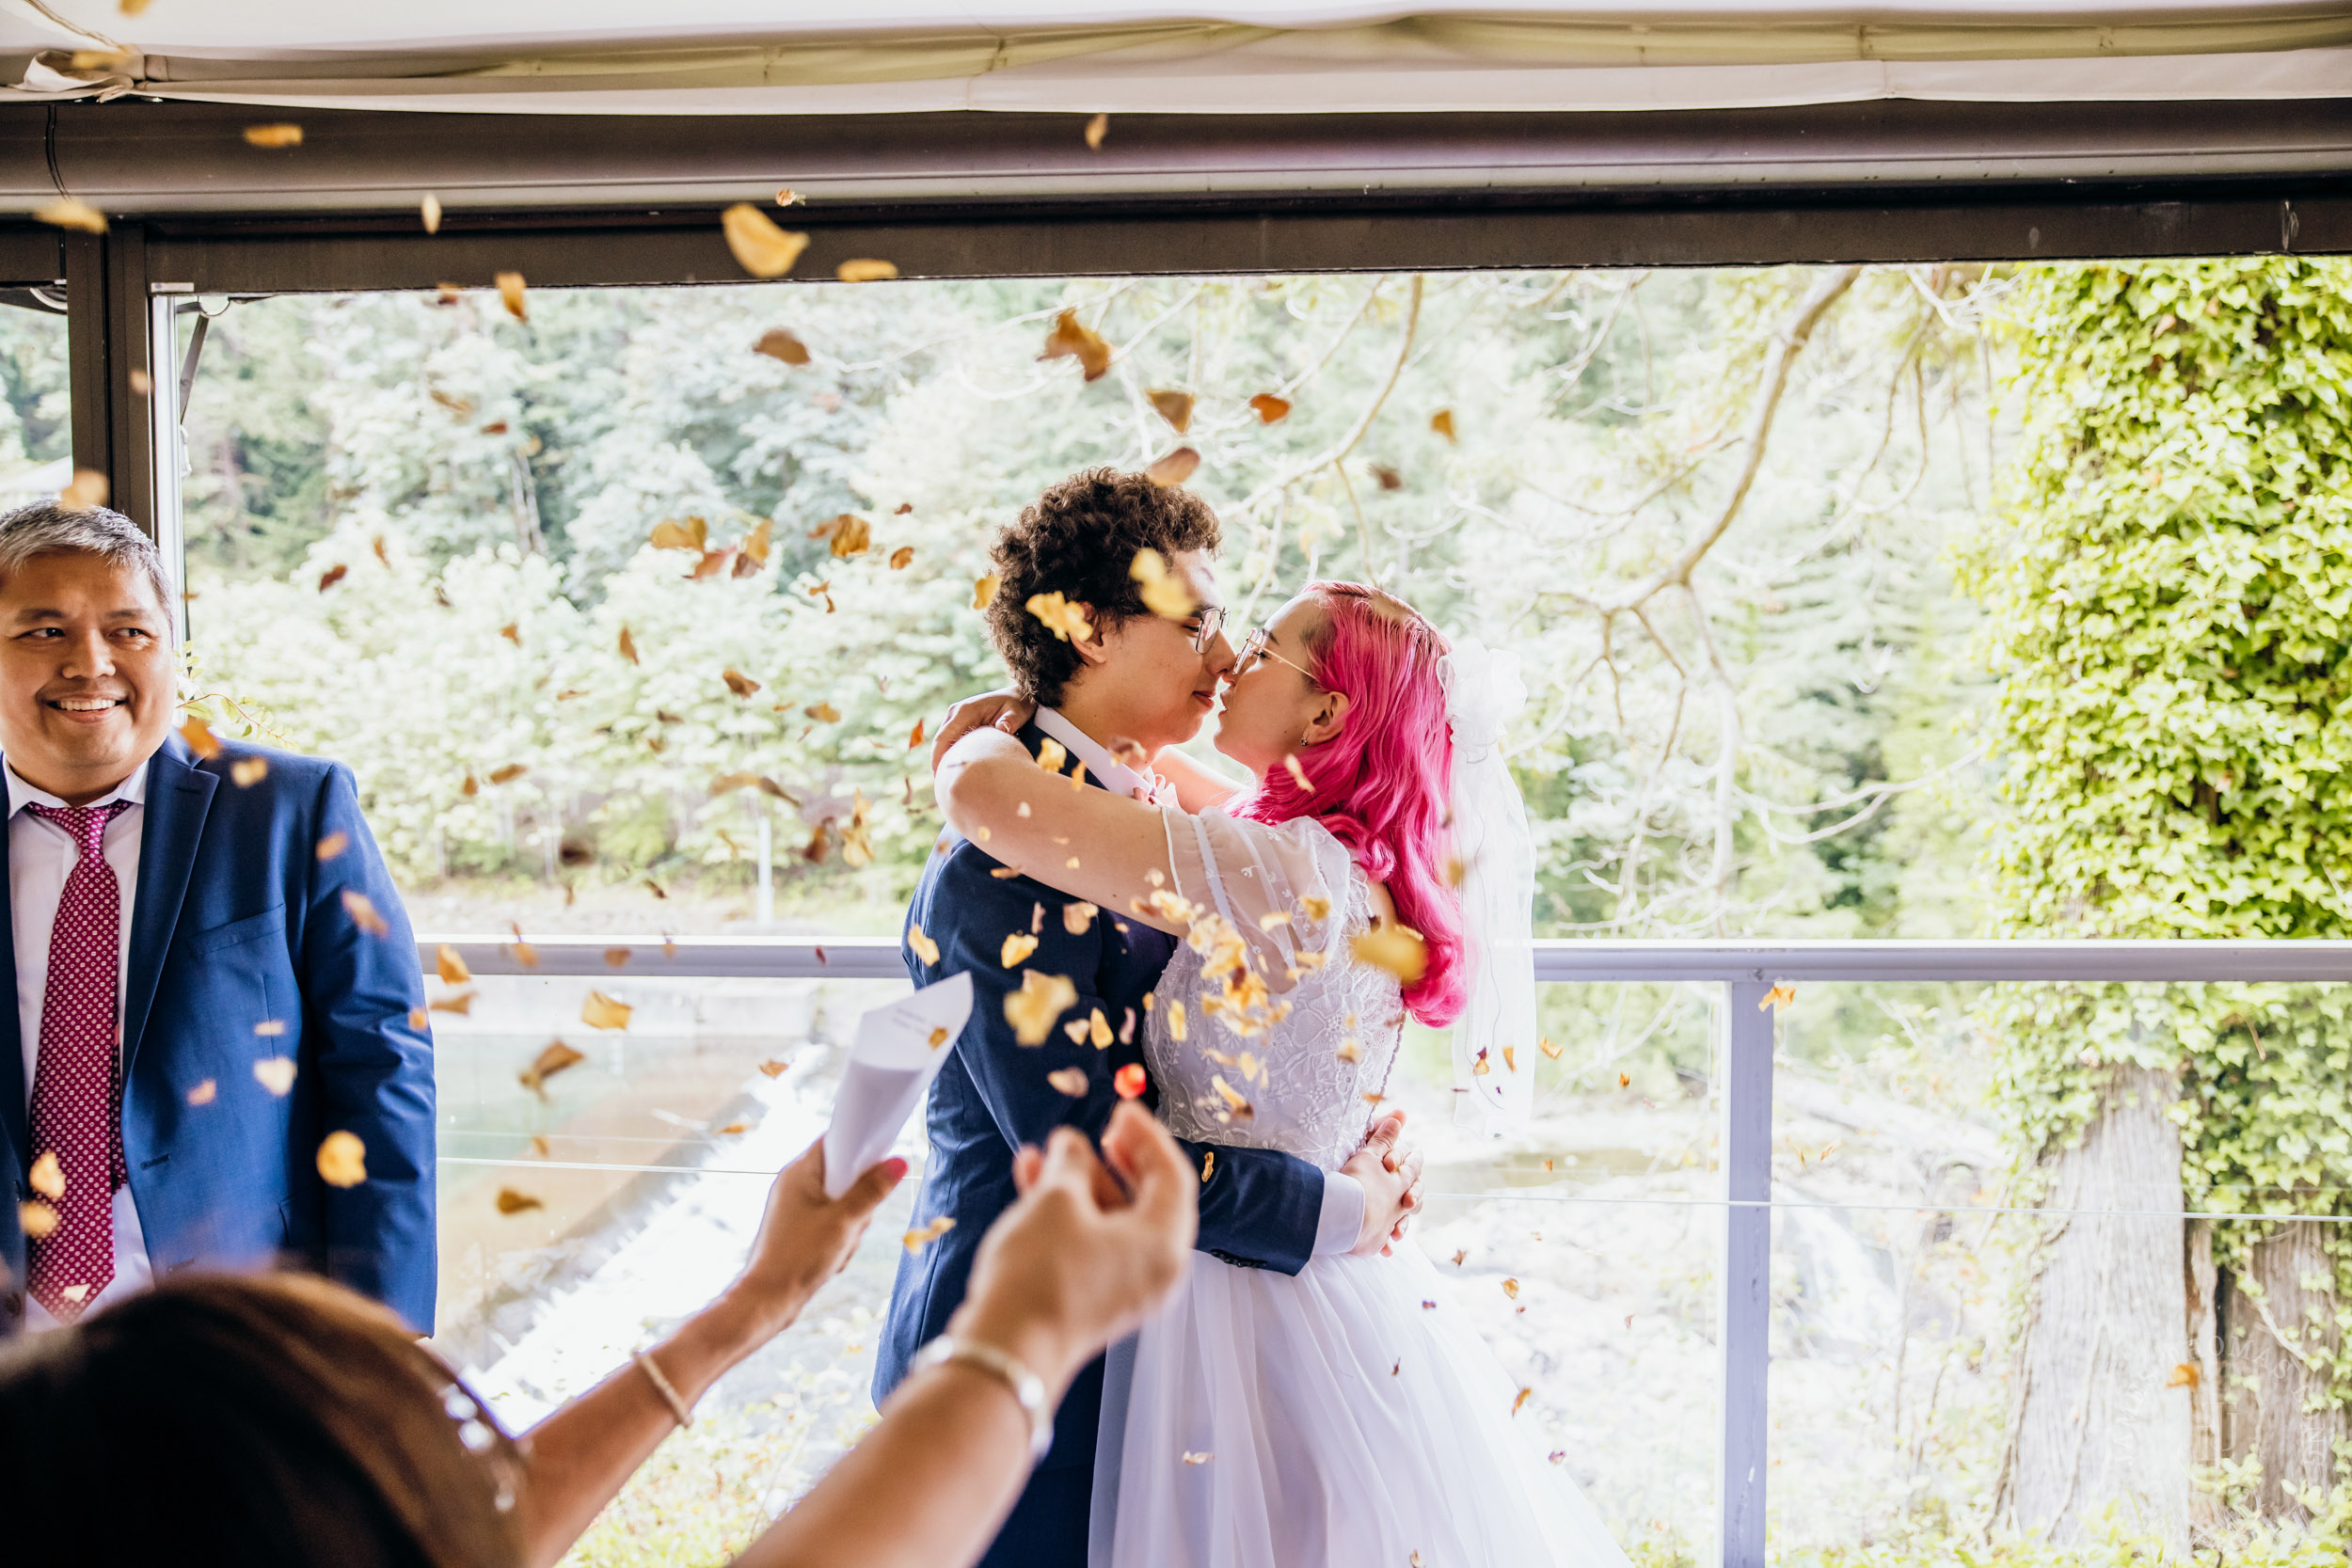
[0,503,434,1335]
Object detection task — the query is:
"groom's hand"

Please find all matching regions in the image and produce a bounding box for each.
[1343,1111,1425,1257]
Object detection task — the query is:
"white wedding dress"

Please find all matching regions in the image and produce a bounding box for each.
[1089,807,1632,1568]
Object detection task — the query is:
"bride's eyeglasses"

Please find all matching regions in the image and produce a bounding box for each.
[1236,626,1319,684]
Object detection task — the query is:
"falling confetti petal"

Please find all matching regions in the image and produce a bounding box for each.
[1183,1451,1214,1465]
[1145,447,1200,488]
[316,1131,367,1188]
[230,756,267,787]
[1351,923,1427,985]
[497,1187,545,1215]
[836,259,899,283]
[1513,1386,1533,1416]
[186,1079,216,1106]
[1502,1277,1520,1300]
[253,1057,297,1096]
[1063,902,1098,936]
[179,716,221,759]
[1040,309,1112,381]
[1248,392,1291,423]
[757,1058,791,1077]
[1431,408,1457,442]
[496,271,527,321]
[518,1040,586,1096]
[617,626,641,664]
[1001,932,1040,967]
[908,924,942,965]
[35,198,105,233]
[244,123,303,149]
[1046,1067,1089,1097]
[1025,592,1092,643]
[342,890,389,937]
[1114,1062,1148,1099]
[1004,970,1078,1046]
[1130,547,1197,621]
[421,194,441,233]
[19,1201,58,1239]
[581,990,631,1030]
[318,562,348,592]
[903,1215,957,1253]
[1762,983,1796,1011]
[28,1151,63,1199]
[1148,389,1195,434]
[973,574,1001,610]
[722,203,810,278]
[1085,112,1110,149]
[755,326,812,364]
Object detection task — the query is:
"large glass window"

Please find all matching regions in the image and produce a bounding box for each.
[172,263,2031,1561]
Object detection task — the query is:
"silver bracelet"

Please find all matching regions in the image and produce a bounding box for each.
[633,1348,694,1430]
[910,1335,1054,1463]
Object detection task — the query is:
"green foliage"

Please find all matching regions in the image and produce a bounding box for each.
[1960,259,2352,1388]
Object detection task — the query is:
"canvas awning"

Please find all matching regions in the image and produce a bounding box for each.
[3,2,2348,117]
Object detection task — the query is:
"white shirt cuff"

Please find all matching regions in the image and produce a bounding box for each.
[1313,1170,1365,1255]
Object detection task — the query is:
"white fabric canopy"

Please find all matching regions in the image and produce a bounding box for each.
[4,2,2347,114]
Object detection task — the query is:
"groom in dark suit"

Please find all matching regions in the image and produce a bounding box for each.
[878,469,1422,1568]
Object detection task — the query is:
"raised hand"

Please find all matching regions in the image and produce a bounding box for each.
[930,688,1037,773]
[722,1141,908,1341]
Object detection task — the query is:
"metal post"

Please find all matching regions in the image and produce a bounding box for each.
[62,224,167,540]
[1718,978,1774,1568]
[756,810,774,926]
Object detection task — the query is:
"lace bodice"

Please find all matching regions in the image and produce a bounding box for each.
[1143,808,1406,1172]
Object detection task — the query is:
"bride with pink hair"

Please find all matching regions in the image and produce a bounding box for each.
[930,578,1629,1567]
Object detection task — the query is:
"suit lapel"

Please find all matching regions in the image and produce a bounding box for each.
[122,738,215,1078]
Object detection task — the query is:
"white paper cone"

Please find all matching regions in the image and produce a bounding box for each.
[822,971,973,1196]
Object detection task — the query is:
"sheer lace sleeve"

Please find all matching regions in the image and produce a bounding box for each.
[1160,807,1359,990]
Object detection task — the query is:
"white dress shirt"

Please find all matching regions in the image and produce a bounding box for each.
[1034,708,1366,1255]
[9,757,151,1329]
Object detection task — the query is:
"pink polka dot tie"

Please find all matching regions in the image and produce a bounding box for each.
[24,801,131,1323]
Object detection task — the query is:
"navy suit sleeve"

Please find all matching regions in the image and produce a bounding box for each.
[297,764,437,1331]
[923,850,1326,1276]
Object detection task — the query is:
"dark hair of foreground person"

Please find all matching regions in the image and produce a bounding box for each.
[0,1103,1199,1568]
[0,1274,516,1568]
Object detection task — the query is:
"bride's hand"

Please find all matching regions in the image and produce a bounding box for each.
[930,689,1036,773]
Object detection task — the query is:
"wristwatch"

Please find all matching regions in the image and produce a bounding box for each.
[910,1334,1055,1463]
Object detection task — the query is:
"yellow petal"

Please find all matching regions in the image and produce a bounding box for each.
[755,327,811,365]
[1145,447,1200,488]
[34,198,106,233]
[581,990,632,1030]
[230,756,267,787]
[836,258,899,283]
[497,1187,545,1215]
[1002,932,1040,967]
[243,123,303,149]
[908,923,942,965]
[974,574,1001,610]
[253,1056,298,1096]
[342,890,389,937]
[1350,924,1428,986]
[722,203,810,278]
[1003,970,1078,1046]
[316,1131,367,1188]
[27,1150,63,1199]
[496,271,527,322]
[1046,1067,1089,1097]
[420,194,441,233]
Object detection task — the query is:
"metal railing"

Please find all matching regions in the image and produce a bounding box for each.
[420,934,2352,1568]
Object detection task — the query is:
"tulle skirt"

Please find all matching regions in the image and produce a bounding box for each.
[1089,1241,1633,1568]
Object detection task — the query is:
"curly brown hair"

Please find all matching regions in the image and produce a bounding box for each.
[985,467,1221,705]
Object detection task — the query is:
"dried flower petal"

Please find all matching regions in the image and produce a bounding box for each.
[581,991,631,1030]
[1148,389,1195,434]
[316,1131,367,1188]
[1004,970,1078,1046]
[903,1215,956,1253]
[28,1150,62,1199]
[1063,902,1098,936]
[35,198,106,234]
[1040,309,1112,382]
[836,259,898,283]
[244,123,303,149]
[1431,408,1457,442]
[1351,923,1428,985]
[1502,1277,1520,1300]
[755,327,812,364]
[228,755,267,787]
[186,1078,216,1106]
[1145,447,1200,488]
[179,715,221,759]
[889,546,914,570]
[342,890,389,937]
[1085,112,1110,150]
[1025,592,1092,643]
[496,271,527,322]
[497,1187,545,1215]
[974,574,1001,610]
[1130,547,1197,621]
[19,1200,58,1239]
[1114,1062,1147,1099]
[1248,392,1291,423]
[420,194,441,233]
[908,923,942,965]
[722,668,761,698]
[758,1057,791,1077]
[253,1057,297,1096]
[1183,1451,1214,1465]
[722,203,809,278]
[617,625,641,664]
[1046,1067,1089,1097]
[1001,932,1040,967]
[1539,1036,1562,1059]
[518,1040,586,1096]
[435,944,471,986]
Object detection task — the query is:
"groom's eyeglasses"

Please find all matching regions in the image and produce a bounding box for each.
[1236,626,1319,684]
[1182,605,1228,655]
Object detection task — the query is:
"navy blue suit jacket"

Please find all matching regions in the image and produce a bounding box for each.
[875,724,1327,1506]
[0,733,435,1334]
